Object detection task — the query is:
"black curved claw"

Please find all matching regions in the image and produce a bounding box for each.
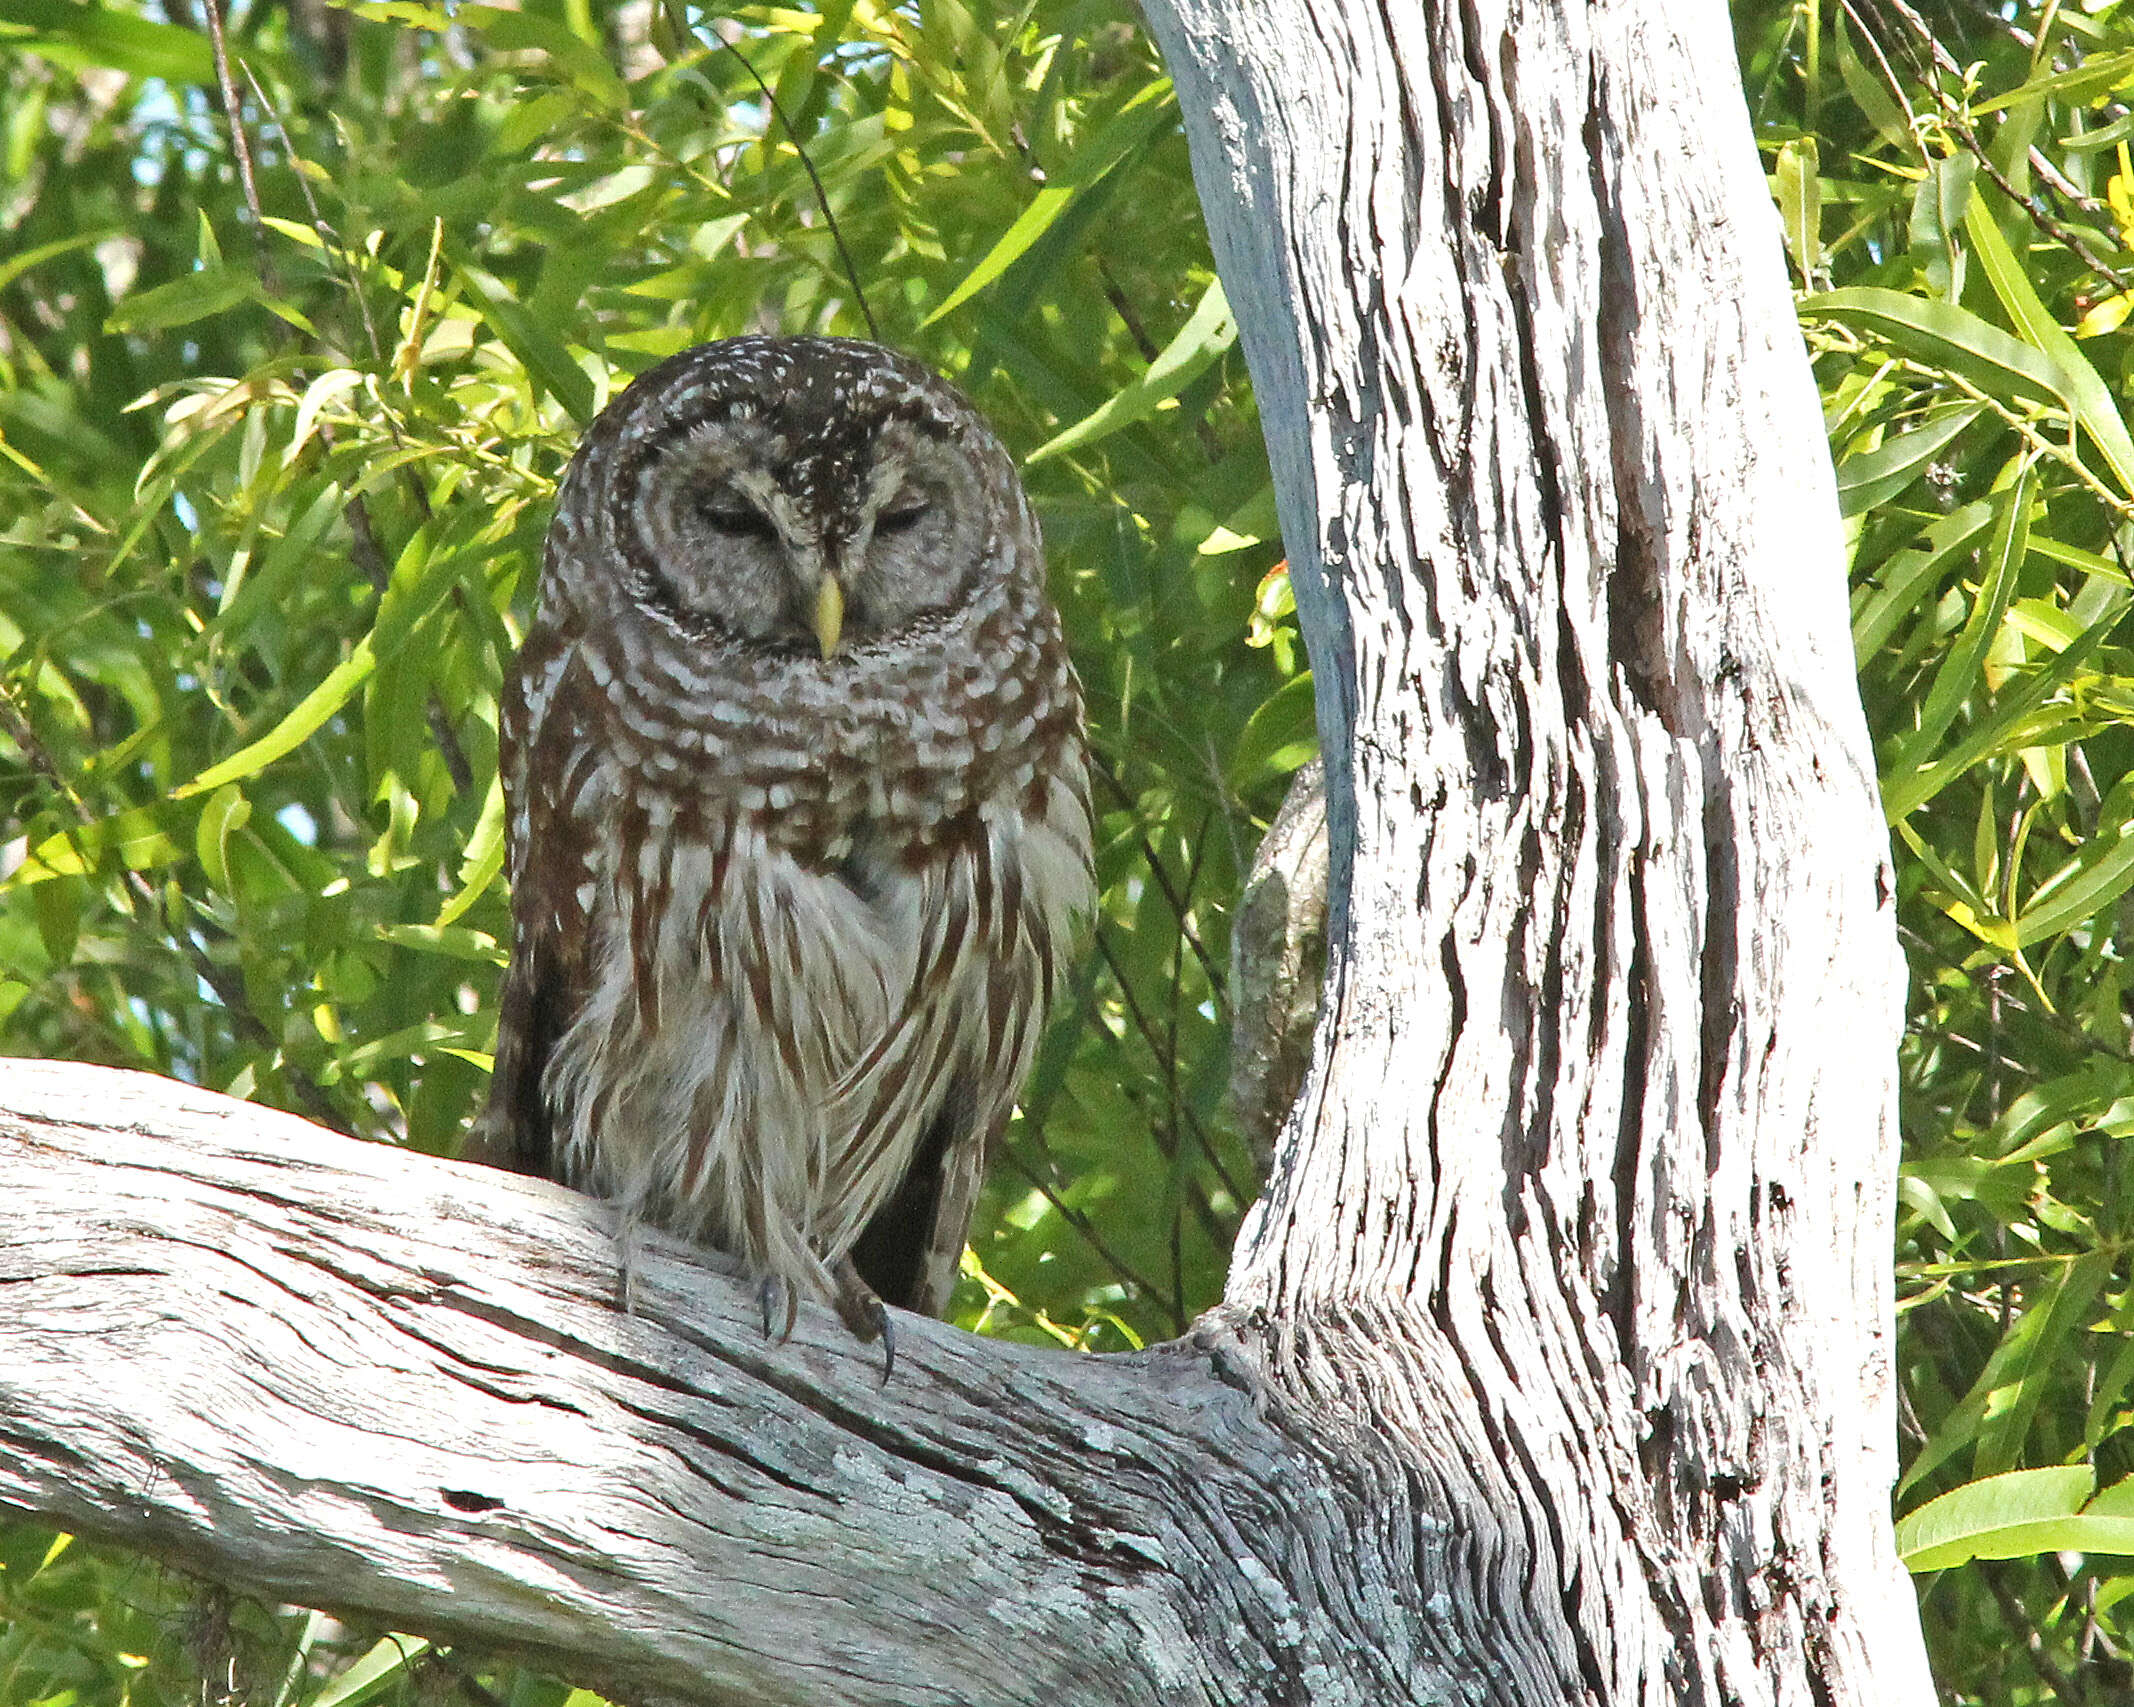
[615,1212,639,1316]
[873,1302,896,1386]
[828,1258,895,1381]
[757,1274,797,1342]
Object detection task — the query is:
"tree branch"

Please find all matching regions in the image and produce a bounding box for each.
[0,1059,1454,1707]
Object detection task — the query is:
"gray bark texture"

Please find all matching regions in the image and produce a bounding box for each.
[0,2,1937,1703]
[1142,0,1935,1700]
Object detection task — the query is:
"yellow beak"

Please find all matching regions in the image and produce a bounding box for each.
[813,576,845,659]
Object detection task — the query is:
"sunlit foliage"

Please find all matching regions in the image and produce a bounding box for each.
[1739,1,2134,1697]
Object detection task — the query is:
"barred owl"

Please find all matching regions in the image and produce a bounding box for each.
[476,336,1092,1358]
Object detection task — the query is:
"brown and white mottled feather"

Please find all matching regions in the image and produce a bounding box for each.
[477,336,1091,1328]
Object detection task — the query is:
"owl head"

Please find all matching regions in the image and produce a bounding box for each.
[550,336,1038,662]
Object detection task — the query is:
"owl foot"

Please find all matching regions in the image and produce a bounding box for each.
[758,1274,799,1342]
[831,1258,895,1384]
[615,1210,639,1316]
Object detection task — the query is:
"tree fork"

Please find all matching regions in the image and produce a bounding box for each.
[0,2,1935,1702]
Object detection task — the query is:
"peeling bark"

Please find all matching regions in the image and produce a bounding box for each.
[1142,0,1932,1700]
[0,1,1935,1702]
[2,1062,1507,1705]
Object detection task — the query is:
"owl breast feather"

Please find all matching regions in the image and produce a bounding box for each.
[522,568,1090,1309]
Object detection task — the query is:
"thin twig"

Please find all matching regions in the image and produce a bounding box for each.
[1093,926,1187,1158]
[1980,1560,2088,1707]
[432,1649,509,1707]
[1092,934,1246,1254]
[1837,0,1924,138]
[239,76,474,796]
[1091,924,1249,1229]
[200,0,278,295]
[706,28,880,340]
[993,1142,1174,1311]
[2027,147,2107,220]
[1089,752,1228,1010]
[1096,261,1160,364]
[242,69,389,373]
[1873,350,2134,521]
[1855,0,2134,293]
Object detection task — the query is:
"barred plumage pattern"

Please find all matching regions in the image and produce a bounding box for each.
[477,336,1092,1333]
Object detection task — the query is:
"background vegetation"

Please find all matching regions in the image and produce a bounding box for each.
[1,0,2130,1701]
[1734,3,2134,1699]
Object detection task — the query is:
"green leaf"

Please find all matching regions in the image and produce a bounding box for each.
[376,923,505,965]
[30,872,82,967]
[2087,1335,2134,1452]
[1894,817,2008,949]
[1227,671,1318,787]
[1773,137,1821,282]
[1897,1467,2098,1570]
[311,1635,432,1707]
[1836,406,1981,517]
[2063,108,2134,152]
[173,638,376,799]
[1882,591,2122,823]
[0,0,215,82]
[0,227,115,294]
[1966,195,2134,497]
[1975,1249,2115,1475]
[194,784,252,894]
[1972,49,2134,116]
[2027,532,2134,589]
[1903,1248,2117,1491]
[1881,463,2034,803]
[459,5,628,110]
[2015,778,2134,945]
[104,265,260,334]
[1908,153,1975,301]
[1026,278,1235,466]
[1806,287,2068,413]
[1835,14,1911,144]
[1198,481,1281,555]
[453,259,595,424]
[7,806,182,886]
[436,775,506,928]
[1853,500,1997,663]
[286,369,364,469]
[925,80,1175,326]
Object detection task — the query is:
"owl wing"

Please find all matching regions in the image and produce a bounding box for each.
[471,635,603,1180]
[845,1076,994,1316]
[832,776,1092,1315]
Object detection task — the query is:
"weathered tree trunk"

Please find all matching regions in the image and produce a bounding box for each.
[0,3,1935,1704]
[1140,0,1935,1700]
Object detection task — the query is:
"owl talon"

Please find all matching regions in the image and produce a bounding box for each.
[831,1260,895,1382]
[616,1211,639,1317]
[757,1274,798,1342]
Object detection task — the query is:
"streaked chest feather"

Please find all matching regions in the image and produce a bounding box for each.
[535,732,1091,1298]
